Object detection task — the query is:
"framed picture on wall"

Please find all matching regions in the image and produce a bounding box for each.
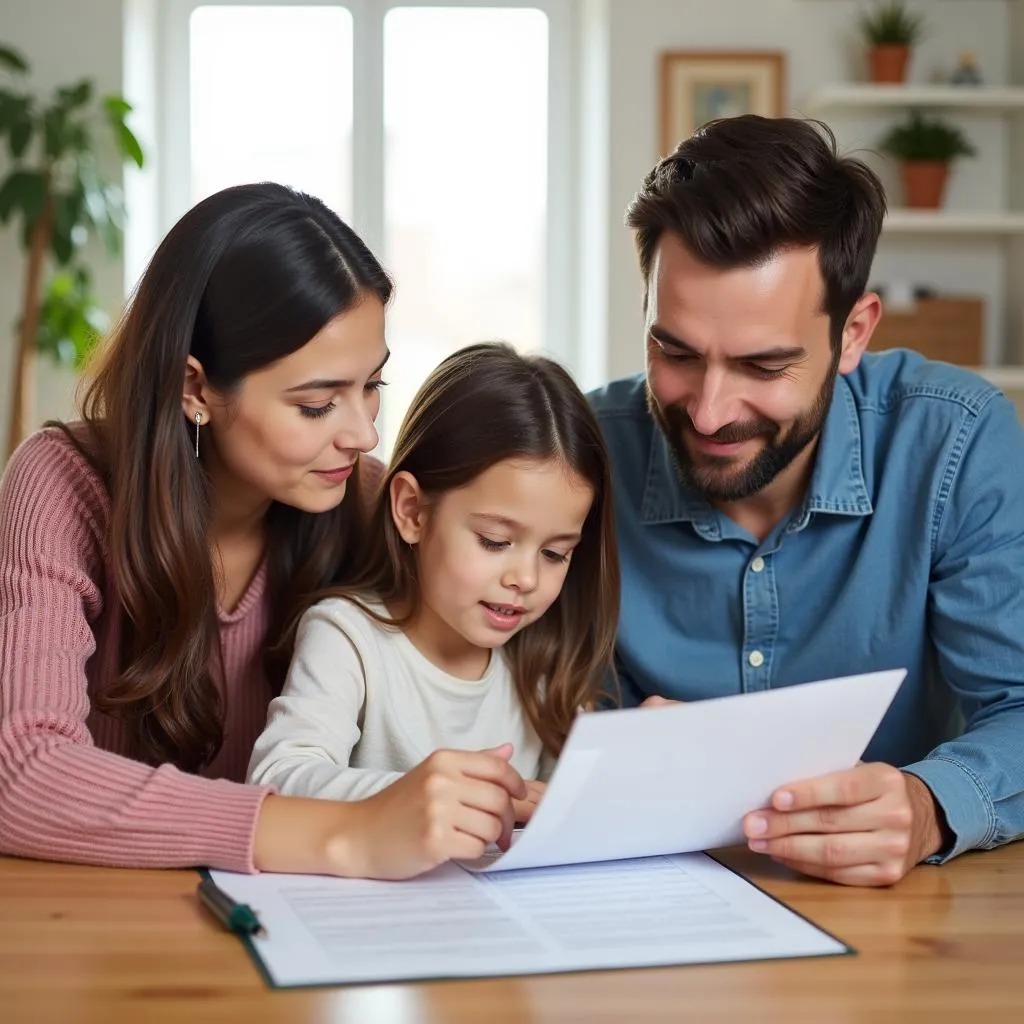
[659,50,786,155]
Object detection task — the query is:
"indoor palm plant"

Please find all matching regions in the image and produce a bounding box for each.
[878,111,976,209]
[0,43,143,459]
[859,1,926,84]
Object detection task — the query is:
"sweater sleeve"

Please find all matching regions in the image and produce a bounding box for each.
[247,602,404,801]
[0,431,270,871]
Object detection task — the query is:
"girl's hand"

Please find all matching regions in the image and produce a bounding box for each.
[341,743,526,880]
[513,779,547,825]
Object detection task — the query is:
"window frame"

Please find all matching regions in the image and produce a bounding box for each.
[158,0,580,379]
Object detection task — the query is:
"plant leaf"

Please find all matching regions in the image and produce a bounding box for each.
[35,266,106,369]
[56,79,93,110]
[878,110,977,161]
[9,115,32,157]
[0,172,21,222]
[859,1,925,45]
[0,168,47,227]
[50,224,73,264]
[50,190,85,264]
[101,95,145,168]
[48,269,75,299]
[114,121,144,168]
[0,45,29,74]
[0,91,30,134]
[103,95,133,119]
[43,106,67,157]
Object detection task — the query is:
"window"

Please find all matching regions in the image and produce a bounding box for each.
[189,5,353,217]
[381,7,548,444]
[158,0,573,453]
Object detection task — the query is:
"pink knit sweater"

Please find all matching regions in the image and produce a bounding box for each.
[0,428,372,872]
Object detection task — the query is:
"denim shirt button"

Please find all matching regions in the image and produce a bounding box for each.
[748,650,765,668]
[751,556,765,573]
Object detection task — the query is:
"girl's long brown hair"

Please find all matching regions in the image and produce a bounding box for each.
[332,342,620,755]
[58,183,392,772]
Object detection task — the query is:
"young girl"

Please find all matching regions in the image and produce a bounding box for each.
[248,342,620,878]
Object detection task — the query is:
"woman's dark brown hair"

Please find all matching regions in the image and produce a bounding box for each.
[333,342,619,756]
[63,182,392,772]
[626,115,887,351]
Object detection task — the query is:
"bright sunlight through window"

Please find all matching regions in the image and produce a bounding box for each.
[381,7,549,452]
[189,6,354,219]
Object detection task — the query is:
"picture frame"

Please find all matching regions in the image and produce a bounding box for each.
[659,50,787,155]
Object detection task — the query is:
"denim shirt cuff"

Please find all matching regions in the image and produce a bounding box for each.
[902,757,994,864]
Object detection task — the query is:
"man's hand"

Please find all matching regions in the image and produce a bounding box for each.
[742,763,947,887]
[639,695,680,708]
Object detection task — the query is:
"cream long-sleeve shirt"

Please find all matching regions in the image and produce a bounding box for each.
[247,597,552,800]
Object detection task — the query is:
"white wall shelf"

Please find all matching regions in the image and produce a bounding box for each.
[884,210,1024,234]
[807,84,1024,112]
[808,66,1024,366]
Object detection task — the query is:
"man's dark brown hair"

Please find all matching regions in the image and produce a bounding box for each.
[625,115,887,350]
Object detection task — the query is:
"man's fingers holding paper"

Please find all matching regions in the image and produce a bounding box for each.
[639,695,681,708]
[764,762,900,814]
[744,797,912,839]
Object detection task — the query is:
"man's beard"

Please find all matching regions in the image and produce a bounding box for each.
[647,355,839,503]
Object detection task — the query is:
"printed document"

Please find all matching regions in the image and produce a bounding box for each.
[211,854,849,987]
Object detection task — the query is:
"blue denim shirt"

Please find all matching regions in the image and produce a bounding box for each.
[589,350,1024,861]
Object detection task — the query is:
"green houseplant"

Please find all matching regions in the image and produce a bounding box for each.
[878,111,976,209]
[859,1,926,84]
[0,43,144,459]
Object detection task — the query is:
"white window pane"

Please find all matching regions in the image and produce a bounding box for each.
[190,6,353,219]
[382,7,549,452]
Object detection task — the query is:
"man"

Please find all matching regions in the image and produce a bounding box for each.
[590,115,1024,886]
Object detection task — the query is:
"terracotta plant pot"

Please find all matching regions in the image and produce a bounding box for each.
[901,161,950,209]
[869,44,910,84]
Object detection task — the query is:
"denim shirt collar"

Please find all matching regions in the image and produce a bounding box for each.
[639,374,873,527]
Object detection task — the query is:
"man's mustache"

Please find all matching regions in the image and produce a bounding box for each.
[663,405,779,445]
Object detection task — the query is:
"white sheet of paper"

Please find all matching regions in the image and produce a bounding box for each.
[210,853,848,988]
[466,669,906,873]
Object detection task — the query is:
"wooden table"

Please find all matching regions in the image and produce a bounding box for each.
[2,843,1023,1023]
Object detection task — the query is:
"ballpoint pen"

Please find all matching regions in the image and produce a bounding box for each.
[196,878,267,938]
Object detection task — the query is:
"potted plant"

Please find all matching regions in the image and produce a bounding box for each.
[859,1,926,84]
[878,111,976,209]
[0,43,143,459]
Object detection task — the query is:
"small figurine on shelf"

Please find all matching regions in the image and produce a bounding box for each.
[950,52,983,86]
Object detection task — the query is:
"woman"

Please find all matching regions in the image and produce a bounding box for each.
[0,183,524,878]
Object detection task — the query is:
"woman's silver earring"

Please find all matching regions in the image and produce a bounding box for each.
[194,411,202,459]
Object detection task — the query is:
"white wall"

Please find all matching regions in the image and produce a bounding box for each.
[0,0,124,443]
[602,0,1013,379]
